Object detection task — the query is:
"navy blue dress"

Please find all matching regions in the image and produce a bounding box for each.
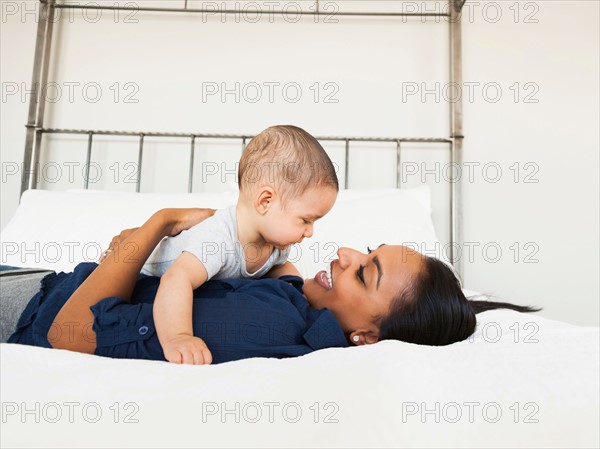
[8,263,349,364]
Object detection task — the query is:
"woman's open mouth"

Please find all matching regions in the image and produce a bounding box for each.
[315,262,333,290]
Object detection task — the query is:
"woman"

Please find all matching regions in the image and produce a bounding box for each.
[5,208,539,364]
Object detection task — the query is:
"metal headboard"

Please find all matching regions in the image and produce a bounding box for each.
[20,0,465,278]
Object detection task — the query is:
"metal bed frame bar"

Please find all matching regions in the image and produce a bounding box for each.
[37,125,452,191]
[21,0,465,278]
[37,128,453,142]
[45,0,452,17]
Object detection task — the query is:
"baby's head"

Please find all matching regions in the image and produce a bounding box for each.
[238,125,338,249]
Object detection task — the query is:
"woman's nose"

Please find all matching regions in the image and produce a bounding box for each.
[337,247,362,269]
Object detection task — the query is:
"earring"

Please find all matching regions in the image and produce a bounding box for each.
[352,335,359,342]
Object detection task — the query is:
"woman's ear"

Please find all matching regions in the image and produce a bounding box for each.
[255,186,275,215]
[349,330,380,346]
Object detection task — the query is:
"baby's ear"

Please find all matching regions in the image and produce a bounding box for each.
[255,186,275,215]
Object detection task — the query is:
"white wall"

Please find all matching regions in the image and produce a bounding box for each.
[1,1,598,325]
[461,1,599,327]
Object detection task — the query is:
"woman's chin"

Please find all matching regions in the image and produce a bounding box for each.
[302,278,327,309]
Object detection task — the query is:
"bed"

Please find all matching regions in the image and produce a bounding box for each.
[2,1,598,447]
[1,187,598,448]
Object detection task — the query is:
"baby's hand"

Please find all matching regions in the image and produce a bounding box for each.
[163,334,213,365]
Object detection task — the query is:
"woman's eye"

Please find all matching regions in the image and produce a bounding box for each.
[356,265,366,285]
[367,246,373,254]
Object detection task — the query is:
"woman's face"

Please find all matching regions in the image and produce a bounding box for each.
[303,245,424,345]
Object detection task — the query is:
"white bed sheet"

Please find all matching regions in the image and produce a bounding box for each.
[2,188,598,447]
[2,309,598,448]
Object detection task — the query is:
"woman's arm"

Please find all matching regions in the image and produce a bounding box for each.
[50,208,215,354]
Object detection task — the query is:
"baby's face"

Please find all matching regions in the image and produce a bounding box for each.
[261,186,337,250]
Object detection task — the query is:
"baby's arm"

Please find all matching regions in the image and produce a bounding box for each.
[153,251,212,365]
[266,261,302,278]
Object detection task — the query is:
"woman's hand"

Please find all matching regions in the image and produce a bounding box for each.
[99,228,139,263]
[99,208,216,263]
[160,208,217,238]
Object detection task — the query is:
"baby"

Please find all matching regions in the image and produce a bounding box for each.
[142,125,339,364]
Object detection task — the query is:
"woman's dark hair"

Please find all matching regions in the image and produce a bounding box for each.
[378,256,541,346]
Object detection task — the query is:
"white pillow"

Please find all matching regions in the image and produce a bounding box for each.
[0,189,238,274]
[1,187,442,277]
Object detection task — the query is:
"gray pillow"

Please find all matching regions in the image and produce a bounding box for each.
[0,269,55,343]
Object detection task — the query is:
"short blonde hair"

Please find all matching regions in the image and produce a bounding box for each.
[238,125,338,202]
